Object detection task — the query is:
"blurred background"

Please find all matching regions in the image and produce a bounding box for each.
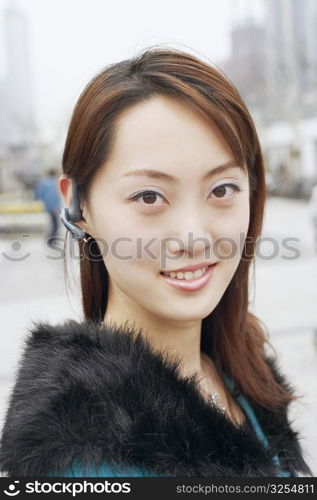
[0,0,316,476]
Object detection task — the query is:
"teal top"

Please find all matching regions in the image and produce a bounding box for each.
[222,372,292,478]
[47,373,292,478]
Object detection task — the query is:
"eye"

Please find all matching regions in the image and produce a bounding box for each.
[129,183,242,207]
[209,183,242,200]
[130,190,166,205]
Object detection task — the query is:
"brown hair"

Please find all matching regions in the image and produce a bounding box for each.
[62,47,297,409]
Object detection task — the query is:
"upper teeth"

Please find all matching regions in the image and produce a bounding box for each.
[162,266,208,280]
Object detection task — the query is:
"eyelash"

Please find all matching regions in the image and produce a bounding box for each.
[130,183,242,205]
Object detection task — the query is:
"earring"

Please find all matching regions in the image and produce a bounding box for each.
[83,234,93,243]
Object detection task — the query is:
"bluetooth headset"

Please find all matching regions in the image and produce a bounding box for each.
[60,179,92,243]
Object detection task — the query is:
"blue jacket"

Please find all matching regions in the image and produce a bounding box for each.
[35,176,61,213]
[0,319,312,477]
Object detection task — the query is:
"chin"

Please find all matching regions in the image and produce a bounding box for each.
[159,303,216,324]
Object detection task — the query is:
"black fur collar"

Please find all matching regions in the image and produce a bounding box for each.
[0,319,312,477]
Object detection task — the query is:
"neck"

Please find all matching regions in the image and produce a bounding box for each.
[103,306,205,382]
[102,311,230,415]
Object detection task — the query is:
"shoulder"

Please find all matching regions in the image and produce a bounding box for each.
[14,318,159,385]
[0,318,155,417]
[0,319,175,477]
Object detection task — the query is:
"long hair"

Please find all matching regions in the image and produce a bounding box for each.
[62,47,296,409]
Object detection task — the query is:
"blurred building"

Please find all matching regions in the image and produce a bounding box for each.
[0,0,37,194]
[3,0,35,144]
[221,22,267,118]
[265,0,317,120]
[263,117,317,196]
[264,0,317,194]
[306,0,317,94]
[221,0,317,198]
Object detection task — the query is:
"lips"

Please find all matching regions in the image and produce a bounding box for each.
[160,262,217,274]
[160,263,216,291]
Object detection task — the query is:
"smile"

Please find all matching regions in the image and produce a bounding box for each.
[160,264,217,291]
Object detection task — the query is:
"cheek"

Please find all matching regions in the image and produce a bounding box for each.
[92,213,162,268]
[213,203,250,264]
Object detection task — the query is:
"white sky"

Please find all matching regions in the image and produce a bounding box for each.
[0,0,265,143]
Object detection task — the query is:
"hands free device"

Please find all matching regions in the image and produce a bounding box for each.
[60,179,91,241]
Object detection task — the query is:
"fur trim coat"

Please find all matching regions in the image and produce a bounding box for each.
[0,319,312,477]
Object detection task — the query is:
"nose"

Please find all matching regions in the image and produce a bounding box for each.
[163,213,212,259]
[166,235,209,257]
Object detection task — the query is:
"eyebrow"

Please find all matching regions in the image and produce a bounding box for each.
[121,160,246,183]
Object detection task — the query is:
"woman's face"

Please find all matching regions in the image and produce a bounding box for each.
[77,95,250,325]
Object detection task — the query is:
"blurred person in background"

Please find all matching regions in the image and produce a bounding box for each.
[35,168,62,247]
[309,181,317,253]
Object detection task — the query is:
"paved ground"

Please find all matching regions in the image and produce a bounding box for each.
[0,196,316,475]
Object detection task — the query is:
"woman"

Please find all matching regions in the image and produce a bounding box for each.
[0,48,312,478]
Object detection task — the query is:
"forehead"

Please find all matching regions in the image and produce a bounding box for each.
[102,95,246,180]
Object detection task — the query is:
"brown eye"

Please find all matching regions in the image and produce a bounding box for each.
[131,190,166,205]
[213,186,227,198]
[143,192,158,204]
[210,183,242,199]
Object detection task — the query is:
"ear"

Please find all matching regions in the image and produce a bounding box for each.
[59,175,72,207]
[58,175,91,234]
